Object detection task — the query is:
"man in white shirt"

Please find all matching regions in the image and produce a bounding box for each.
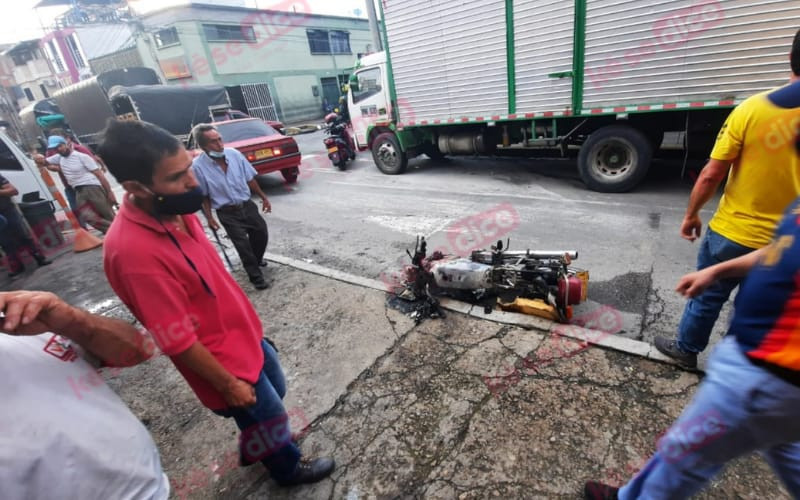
[34,136,117,233]
[0,290,170,500]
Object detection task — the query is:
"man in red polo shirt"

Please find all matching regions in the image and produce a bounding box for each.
[98,120,334,487]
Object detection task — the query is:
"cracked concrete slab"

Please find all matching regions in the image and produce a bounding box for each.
[3,248,788,499]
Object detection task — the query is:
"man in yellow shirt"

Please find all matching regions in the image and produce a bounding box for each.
[655,30,800,369]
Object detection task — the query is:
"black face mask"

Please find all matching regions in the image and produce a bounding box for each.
[151,187,205,215]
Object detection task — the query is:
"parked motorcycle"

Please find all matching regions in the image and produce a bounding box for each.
[323,111,356,170]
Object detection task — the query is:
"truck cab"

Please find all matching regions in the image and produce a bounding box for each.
[347,52,390,151]
[0,131,53,203]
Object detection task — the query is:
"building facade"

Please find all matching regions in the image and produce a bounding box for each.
[2,41,61,109]
[134,3,374,123]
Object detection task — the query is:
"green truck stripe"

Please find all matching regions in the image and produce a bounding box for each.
[506,0,516,115]
[572,0,587,114]
[377,0,399,117]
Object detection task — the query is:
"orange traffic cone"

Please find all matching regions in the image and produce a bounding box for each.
[36,166,103,253]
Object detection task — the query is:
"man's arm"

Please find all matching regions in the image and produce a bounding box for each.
[33,154,61,172]
[0,291,154,366]
[173,341,256,407]
[89,168,118,206]
[0,179,18,198]
[201,198,220,231]
[680,158,731,242]
[676,246,767,298]
[247,178,271,213]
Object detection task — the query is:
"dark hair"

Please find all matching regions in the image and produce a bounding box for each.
[191,123,217,148]
[793,29,800,76]
[98,119,181,185]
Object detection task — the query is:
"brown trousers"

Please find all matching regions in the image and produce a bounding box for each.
[75,185,115,234]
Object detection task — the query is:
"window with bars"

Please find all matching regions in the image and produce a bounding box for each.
[66,34,86,69]
[202,24,256,42]
[154,27,180,48]
[306,30,351,55]
[47,40,65,73]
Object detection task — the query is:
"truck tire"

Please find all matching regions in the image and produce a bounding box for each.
[578,125,652,193]
[372,132,408,174]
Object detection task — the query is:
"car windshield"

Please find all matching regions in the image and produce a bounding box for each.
[216,120,278,142]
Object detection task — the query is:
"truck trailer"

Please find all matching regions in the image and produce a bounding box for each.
[52,67,161,148]
[348,0,800,192]
[109,84,231,143]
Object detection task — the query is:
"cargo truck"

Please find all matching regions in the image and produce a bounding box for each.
[348,0,800,192]
[52,67,161,148]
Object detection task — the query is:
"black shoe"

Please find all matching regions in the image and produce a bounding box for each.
[34,255,52,267]
[8,267,24,278]
[584,481,619,499]
[654,336,697,369]
[277,457,335,487]
[250,276,269,290]
[259,259,268,267]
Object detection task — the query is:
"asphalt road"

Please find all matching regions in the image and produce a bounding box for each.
[254,129,726,368]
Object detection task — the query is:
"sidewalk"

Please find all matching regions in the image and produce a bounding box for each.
[2,246,789,499]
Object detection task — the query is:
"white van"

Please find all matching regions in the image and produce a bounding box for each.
[0,131,54,203]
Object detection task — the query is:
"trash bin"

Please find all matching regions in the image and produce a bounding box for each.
[18,201,65,252]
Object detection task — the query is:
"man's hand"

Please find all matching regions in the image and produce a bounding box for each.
[676,268,716,298]
[32,154,46,167]
[680,214,703,242]
[221,378,257,408]
[0,291,75,336]
[261,197,272,213]
[106,190,118,208]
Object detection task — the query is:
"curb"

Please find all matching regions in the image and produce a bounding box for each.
[264,252,685,370]
[284,124,321,136]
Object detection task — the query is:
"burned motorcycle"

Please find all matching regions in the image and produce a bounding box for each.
[395,237,588,323]
[323,111,356,170]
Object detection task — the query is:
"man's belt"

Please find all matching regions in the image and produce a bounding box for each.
[748,355,800,389]
[216,201,248,212]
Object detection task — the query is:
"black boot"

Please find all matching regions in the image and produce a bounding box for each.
[276,457,335,487]
[34,253,52,267]
[584,481,619,499]
[8,265,25,278]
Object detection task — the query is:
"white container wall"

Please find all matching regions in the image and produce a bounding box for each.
[583,0,799,109]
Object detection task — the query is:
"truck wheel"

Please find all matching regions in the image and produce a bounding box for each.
[372,132,408,174]
[281,167,299,183]
[578,125,652,193]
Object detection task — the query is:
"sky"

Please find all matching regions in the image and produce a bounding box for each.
[0,0,372,46]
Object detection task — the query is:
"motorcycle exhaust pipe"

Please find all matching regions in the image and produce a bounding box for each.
[471,250,579,261]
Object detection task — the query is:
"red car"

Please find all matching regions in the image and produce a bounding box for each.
[189,118,301,183]
[211,108,285,135]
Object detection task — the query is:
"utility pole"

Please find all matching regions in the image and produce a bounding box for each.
[327,30,340,88]
[366,0,382,52]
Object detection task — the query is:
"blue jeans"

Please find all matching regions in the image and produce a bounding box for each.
[619,336,800,499]
[213,339,301,481]
[0,208,42,272]
[677,229,755,353]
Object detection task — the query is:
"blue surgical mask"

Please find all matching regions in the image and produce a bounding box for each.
[208,150,225,159]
